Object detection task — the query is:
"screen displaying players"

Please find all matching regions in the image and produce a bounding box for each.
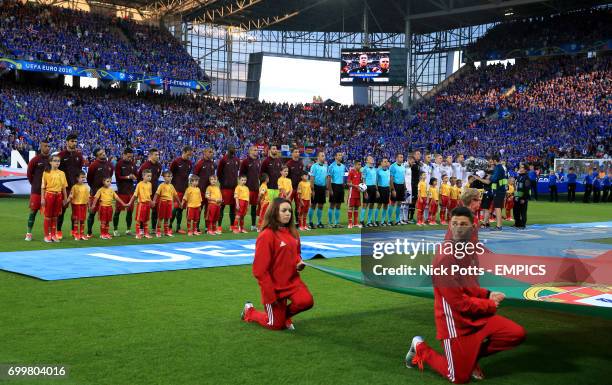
[340,49,391,84]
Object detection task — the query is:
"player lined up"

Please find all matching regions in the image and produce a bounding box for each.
[29,134,603,241]
[25,144,473,240]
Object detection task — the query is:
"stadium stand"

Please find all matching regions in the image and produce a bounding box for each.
[0,2,610,169]
[466,8,612,60]
[412,54,611,166]
[0,0,205,80]
[2,53,610,169]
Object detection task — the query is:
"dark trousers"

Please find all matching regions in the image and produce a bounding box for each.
[567,183,576,202]
[548,185,558,202]
[529,180,538,200]
[513,199,528,228]
[593,189,601,203]
[583,184,592,203]
[409,185,419,220]
[602,186,610,203]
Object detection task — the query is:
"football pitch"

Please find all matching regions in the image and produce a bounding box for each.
[1,197,611,385]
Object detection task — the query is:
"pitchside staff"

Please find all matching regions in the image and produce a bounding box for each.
[169,146,193,234]
[57,133,84,238]
[113,148,137,236]
[490,155,508,231]
[513,164,530,229]
[567,167,577,202]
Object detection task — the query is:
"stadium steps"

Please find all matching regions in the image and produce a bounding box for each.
[421,63,472,101]
[110,26,132,46]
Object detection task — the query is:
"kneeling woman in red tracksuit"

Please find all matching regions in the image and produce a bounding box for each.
[241,197,314,330]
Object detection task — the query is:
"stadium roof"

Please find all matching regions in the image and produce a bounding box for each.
[102,0,609,34]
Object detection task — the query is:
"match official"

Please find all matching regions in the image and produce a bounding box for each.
[308,152,328,229]
[327,152,346,228]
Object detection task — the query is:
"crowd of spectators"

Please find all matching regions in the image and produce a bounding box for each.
[466,8,612,59]
[0,0,206,80]
[1,53,610,170]
[414,54,610,169]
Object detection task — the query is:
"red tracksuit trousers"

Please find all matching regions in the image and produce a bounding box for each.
[245,284,314,330]
[418,315,525,383]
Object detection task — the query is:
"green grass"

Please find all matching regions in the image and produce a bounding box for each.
[0,197,611,384]
[1,196,610,251]
[584,238,612,245]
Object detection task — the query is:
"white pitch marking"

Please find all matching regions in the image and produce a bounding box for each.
[175,246,252,257]
[89,250,191,263]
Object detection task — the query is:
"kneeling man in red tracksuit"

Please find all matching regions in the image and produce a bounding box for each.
[406,206,526,383]
[241,197,314,330]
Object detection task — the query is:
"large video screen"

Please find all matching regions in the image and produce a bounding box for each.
[340,48,407,86]
[340,49,391,84]
[259,55,353,104]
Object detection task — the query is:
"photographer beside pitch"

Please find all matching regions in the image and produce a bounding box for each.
[405,206,526,383]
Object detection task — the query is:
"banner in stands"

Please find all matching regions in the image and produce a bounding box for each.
[0,57,211,93]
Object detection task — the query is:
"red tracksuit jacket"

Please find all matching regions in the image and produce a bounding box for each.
[432,250,497,340]
[253,227,304,304]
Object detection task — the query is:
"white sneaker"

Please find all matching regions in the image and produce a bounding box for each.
[113,230,120,237]
[241,301,253,320]
[125,230,132,235]
[250,226,258,232]
[405,336,424,368]
[24,233,32,241]
[285,318,295,331]
[472,365,485,380]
